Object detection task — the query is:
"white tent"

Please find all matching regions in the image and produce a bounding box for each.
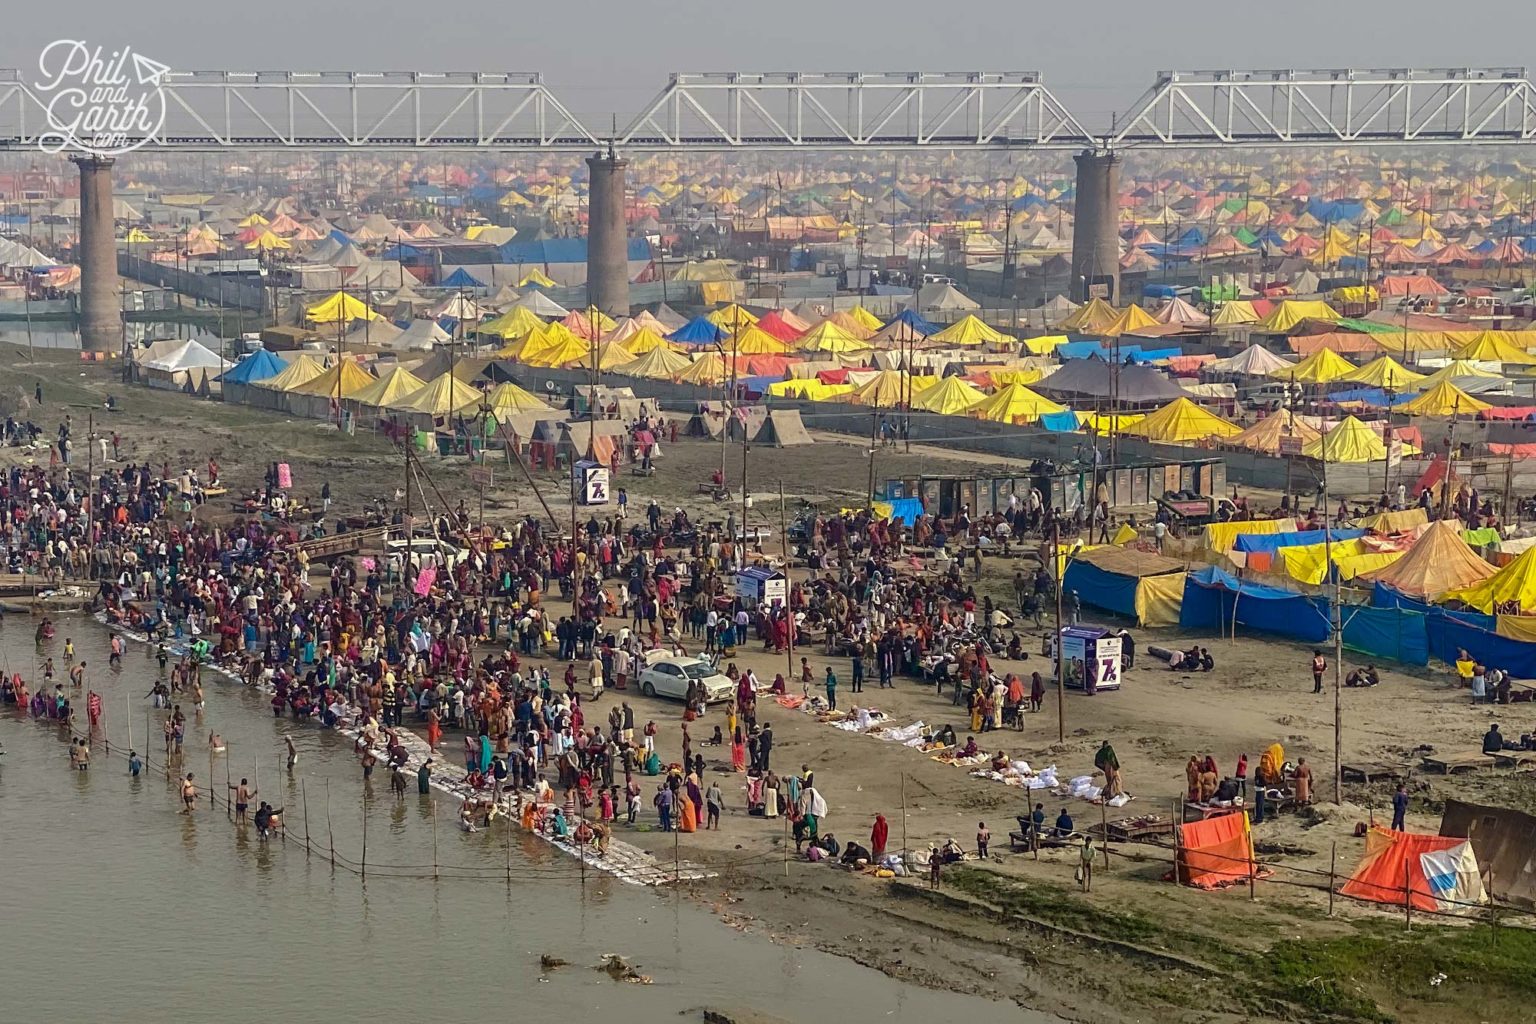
[909,282,979,312]
[517,291,570,317]
[392,318,451,351]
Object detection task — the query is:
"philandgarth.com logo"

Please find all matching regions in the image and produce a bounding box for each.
[34,40,169,157]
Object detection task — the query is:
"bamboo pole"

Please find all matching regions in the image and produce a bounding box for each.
[361,788,369,880]
[1328,841,1336,917]
[432,798,439,880]
[301,780,310,858]
[326,780,335,868]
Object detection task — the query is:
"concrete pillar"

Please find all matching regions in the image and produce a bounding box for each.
[1069,150,1121,304]
[585,151,630,318]
[72,155,121,352]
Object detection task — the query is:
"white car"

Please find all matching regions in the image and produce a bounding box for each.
[637,654,735,703]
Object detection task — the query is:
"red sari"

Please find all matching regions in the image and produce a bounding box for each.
[426,710,442,752]
[871,814,889,859]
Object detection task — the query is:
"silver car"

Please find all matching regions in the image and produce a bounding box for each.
[637,655,734,703]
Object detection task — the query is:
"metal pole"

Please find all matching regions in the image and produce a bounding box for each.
[1053,519,1065,743]
[867,409,878,508]
[780,479,793,680]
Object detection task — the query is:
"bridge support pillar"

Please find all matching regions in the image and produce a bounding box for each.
[72,155,121,353]
[1069,150,1120,304]
[585,150,630,318]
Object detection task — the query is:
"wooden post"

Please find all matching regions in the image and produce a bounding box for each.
[1100,799,1110,869]
[1172,798,1182,883]
[505,801,513,886]
[1404,859,1412,930]
[783,796,789,878]
[301,780,310,858]
[1328,841,1337,917]
[901,773,909,866]
[780,479,793,683]
[1248,836,1257,902]
[326,780,335,868]
[361,788,369,880]
[432,798,439,880]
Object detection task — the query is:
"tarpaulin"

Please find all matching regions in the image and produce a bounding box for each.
[1180,566,1331,643]
[1134,572,1185,628]
[1233,528,1365,555]
[883,497,924,527]
[1351,507,1428,534]
[1341,827,1487,914]
[1342,605,1429,666]
[1039,411,1080,432]
[1063,560,1141,619]
[1203,518,1298,553]
[1175,811,1256,889]
[1495,615,1536,643]
[1462,527,1501,548]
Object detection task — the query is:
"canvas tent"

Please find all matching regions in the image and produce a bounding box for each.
[754,408,813,446]
[1340,827,1487,914]
[136,338,227,394]
[1062,546,1185,626]
[1174,811,1258,889]
[1363,519,1495,601]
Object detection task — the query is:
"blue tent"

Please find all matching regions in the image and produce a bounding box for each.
[1180,566,1331,643]
[216,348,287,384]
[669,316,727,345]
[1232,528,1366,555]
[441,267,486,290]
[891,308,937,335]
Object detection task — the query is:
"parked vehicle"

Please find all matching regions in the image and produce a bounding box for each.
[637,653,734,703]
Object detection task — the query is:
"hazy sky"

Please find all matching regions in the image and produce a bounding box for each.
[5,0,1535,134]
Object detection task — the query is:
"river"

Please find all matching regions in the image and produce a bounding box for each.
[0,614,1053,1024]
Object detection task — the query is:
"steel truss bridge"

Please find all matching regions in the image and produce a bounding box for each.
[0,66,1533,152]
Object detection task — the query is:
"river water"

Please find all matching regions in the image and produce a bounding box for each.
[0,615,1051,1024]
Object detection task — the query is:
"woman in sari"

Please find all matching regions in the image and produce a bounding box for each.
[731,727,747,772]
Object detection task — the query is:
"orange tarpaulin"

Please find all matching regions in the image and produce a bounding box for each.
[1339,827,1488,913]
[1175,810,1256,889]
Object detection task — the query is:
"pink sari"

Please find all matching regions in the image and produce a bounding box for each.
[731,739,746,772]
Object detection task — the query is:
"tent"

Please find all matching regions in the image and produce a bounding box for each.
[670,316,728,345]
[1062,546,1186,626]
[1340,355,1425,388]
[393,318,451,351]
[1450,330,1536,365]
[796,321,871,354]
[1180,565,1331,642]
[287,359,376,398]
[1340,827,1487,914]
[1255,299,1341,332]
[848,369,917,408]
[1363,519,1495,600]
[1439,799,1536,909]
[390,373,484,417]
[707,303,758,328]
[516,291,569,317]
[723,325,792,355]
[217,348,286,384]
[592,340,637,371]
[1039,356,1189,403]
[1057,296,1118,332]
[617,346,691,379]
[1442,544,1536,613]
[478,305,547,339]
[254,353,327,391]
[305,291,379,324]
[910,376,986,414]
[620,327,677,354]
[485,380,548,414]
[1415,360,1503,388]
[754,408,814,446]
[969,382,1067,424]
[928,314,1013,347]
[1119,397,1240,443]
[1224,411,1320,454]
[676,352,727,386]
[1153,296,1210,326]
[1174,811,1258,889]
[1097,304,1160,338]
[909,282,979,312]
[351,366,427,408]
[1303,416,1406,462]
[1210,300,1261,326]
[1395,381,1491,417]
[1272,348,1355,383]
[136,338,228,392]
[1208,345,1294,376]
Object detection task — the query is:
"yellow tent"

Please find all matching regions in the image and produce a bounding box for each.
[722,325,791,355]
[351,365,427,407]
[707,303,758,328]
[969,381,1066,424]
[237,212,269,227]
[846,306,884,332]
[390,374,484,416]
[849,369,915,407]
[1339,355,1425,388]
[1058,297,1118,332]
[929,314,1014,347]
[1021,334,1067,355]
[1097,304,1160,338]
[306,291,380,324]
[593,340,636,371]
[990,367,1046,386]
[1255,299,1342,333]
[1416,360,1503,387]
[1078,411,1141,434]
[576,305,618,335]
[255,353,327,390]
[485,380,547,414]
[1119,397,1241,443]
[1362,518,1495,600]
[287,359,376,398]
[245,230,291,251]
[1395,380,1492,416]
[910,376,986,414]
[518,268,557,288]
[1302,416,1417,462]
[1273,348,1356,383]
[1451,330,1536,365]
[523,332,591,368]
[495,326,550,361]
[1443,544,1536,613]
[676,352,727,385]
[621,327,677,354]
[122,227,155,243]
[616,346,691,379]
[1211,301,1260,326]
[795,321,872,354]
[479,305,547,339]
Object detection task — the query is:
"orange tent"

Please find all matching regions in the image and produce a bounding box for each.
[1174,811,1257,889]
[1339,827,1487,914]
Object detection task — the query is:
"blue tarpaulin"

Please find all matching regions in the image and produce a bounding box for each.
[1039,411,1080,432]
[1368,582,1536,676]
[1063,560,1141,619]
[1342,605,1429,666]
[1180,566,1331,643]
[216,349,287,384]
[1233,528,1366,555]
[1056,341,1105,360]
[441,267,486,289]
[669,317,728,344]
[882,497,924,526]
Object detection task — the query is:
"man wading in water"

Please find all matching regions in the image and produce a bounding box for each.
[229,777,256,823]
[180,773,198,814]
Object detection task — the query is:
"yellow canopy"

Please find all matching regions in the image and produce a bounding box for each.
[1450,330,1536,365]
[621,327,677,354]
[1078,411,1142,434]
[1339,355,1425,388]
[1302,416,1415,462]
[1097,304,1160,338]
[722,325,791,355]
[849,369,918,407]
[1363,518,1495,600]
[1273,348,1356,383]
[523,332,591,368]
[910,376,986,414]
[122,226,155,243]
[351,365,426,407]
[1057,297,1118,332]
[1119,397,1241,443]
[306,291,380,324]
[1395,380,1492,416]
[518,268,556,288]
[577,305,618,334]
[1416,360,1503,387]
[846,305,884,331]
[288,359,376,398]
[485,380,547,414]
[237,212,269,227]
[929,314,1014,347]
[495,326,550,361]
[1443,544,1536,613]
[479,305,547,339]
[616,346,692,379]
[1256,299,1342,333]
[1021,334,1067,355]
[795,321,872,354]
[390,374,483,416]
[245,230,291,251]
[593,340,636,370]
[1211,300,1260,326]
[969,381,1066,424]
[255,353,327,390]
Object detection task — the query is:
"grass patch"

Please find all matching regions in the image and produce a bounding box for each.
[943,864,1163,946]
